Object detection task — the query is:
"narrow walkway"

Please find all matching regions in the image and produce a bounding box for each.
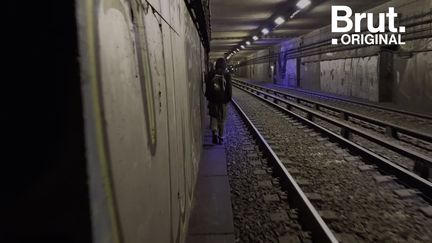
[186,128,235,243]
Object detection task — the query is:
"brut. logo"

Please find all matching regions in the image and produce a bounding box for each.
[331,6,406,45]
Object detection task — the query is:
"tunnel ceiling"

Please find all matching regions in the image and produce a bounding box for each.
[209,0,390,61]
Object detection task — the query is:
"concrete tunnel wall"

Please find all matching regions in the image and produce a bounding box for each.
[239,49,272,82]
[77,0,206,242]
[238,0,432,111]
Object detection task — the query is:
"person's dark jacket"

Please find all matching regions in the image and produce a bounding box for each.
[205,69,232,104]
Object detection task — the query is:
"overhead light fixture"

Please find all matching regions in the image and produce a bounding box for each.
[274,17,285,25]
[252,36,259,41]
[246,41,251,45]
[240,45,245,49]
[261,28,269,35]
[296,0,311,9]
[290,9,301,19]
[236,48,240,51]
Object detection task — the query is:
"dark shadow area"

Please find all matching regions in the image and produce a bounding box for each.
[2,1,92,242]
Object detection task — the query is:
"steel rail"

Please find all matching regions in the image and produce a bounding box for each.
[233,82,432,178]
[234,78,432,121]
[233,79,432,146]
[231,99,339,243]
[233,85,432,199]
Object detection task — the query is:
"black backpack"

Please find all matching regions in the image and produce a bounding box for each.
[210,74,226,101]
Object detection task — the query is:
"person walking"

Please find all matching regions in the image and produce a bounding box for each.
[205,58,232,144]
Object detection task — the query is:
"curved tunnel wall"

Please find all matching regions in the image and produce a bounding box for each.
[238,0,432,112]
[77,0,206,242]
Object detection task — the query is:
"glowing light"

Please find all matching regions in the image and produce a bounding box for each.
[290,10,301,19]
[252,36,259,41]
[240,45,245,49]
[274,17,285,25]
[246,41,251,45]
[261,28,269,35]
[296,0,311,9]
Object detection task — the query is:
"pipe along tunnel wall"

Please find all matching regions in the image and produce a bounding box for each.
[77,0,206,242]
[237,0,432,113]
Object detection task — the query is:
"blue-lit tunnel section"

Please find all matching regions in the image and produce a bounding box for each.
[3,0,432,243]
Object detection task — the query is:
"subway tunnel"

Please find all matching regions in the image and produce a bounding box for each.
[3,0,432,242]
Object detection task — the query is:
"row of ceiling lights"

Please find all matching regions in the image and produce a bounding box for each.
[227,0,311,60]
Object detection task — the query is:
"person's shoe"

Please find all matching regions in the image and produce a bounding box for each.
[212,133,218,144]
[217,136,224,145]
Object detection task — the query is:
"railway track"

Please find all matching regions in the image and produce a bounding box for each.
[225,106,313,242]
[230,87,432,242]
[234,78,432,123]
[232,80,432,180]
[233,78,432,151]
[228,101,337,243]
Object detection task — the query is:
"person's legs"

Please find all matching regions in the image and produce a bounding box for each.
[209,102,219,144]
[217,104,227,144]
[210,116,218,144]
[217,120,224,137]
